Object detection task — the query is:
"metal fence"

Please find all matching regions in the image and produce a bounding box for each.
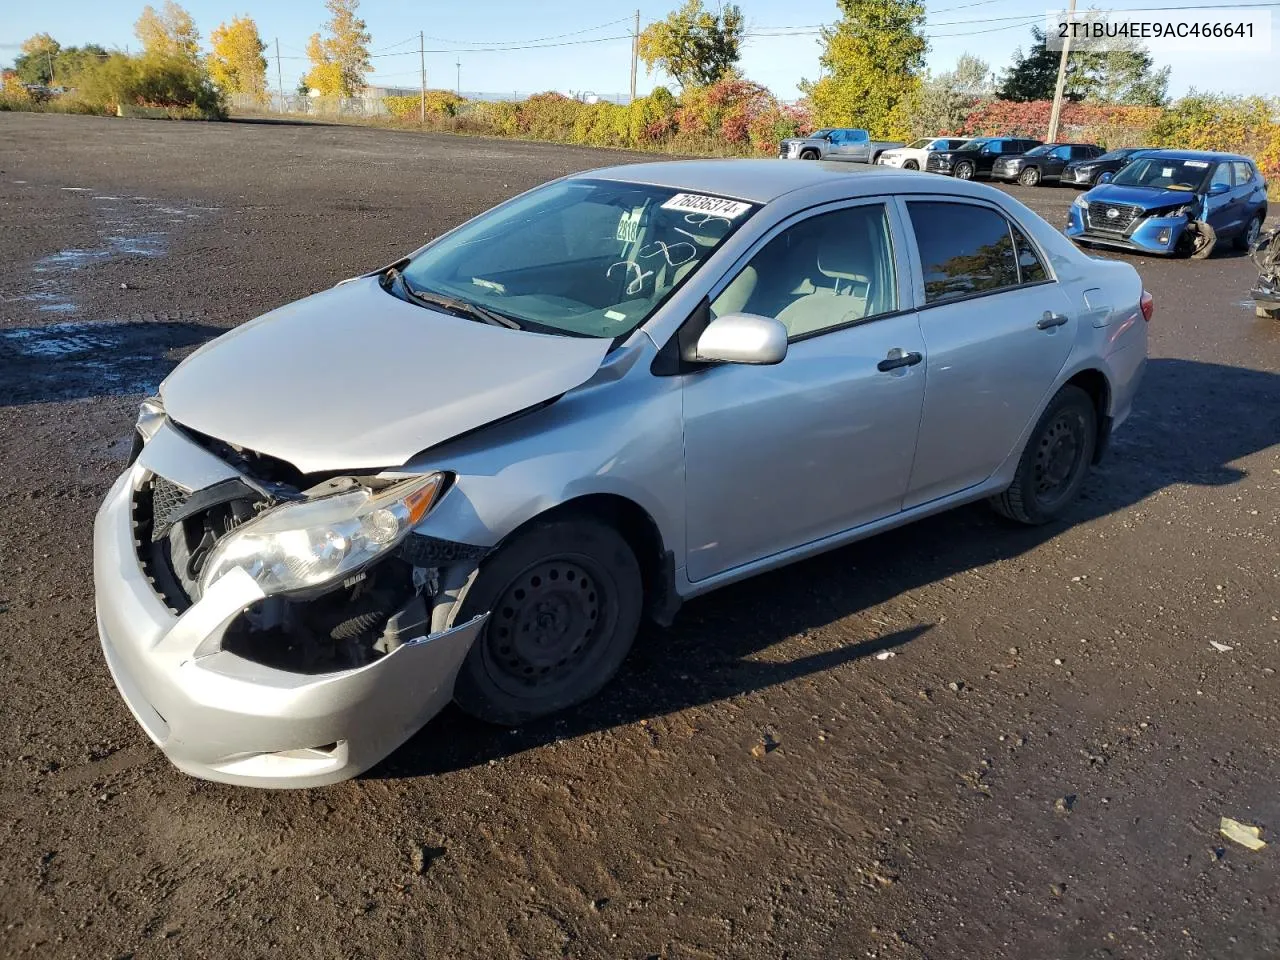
[229,89,632,117]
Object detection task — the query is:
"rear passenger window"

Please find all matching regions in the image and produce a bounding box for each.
[906,202,1019,304]
[1012,225,1048,283]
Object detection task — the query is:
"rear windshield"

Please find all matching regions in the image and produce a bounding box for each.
[400,179,756,338]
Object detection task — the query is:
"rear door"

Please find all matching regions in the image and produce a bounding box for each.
[1233,161,1266,232]
[898,198,1076,507]
[1044,146,1073,178]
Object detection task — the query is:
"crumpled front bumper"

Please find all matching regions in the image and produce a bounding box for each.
[1065,204,1190,256]
[93,427,487,789]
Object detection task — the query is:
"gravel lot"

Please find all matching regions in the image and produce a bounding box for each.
[1,112,1278,960]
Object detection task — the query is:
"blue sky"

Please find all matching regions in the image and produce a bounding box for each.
[2,1,1277,100]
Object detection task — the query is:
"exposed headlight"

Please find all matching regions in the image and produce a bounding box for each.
[1074,194,1089,209]
[199,473,448,597]
[1076,165,1095,175]
[136,395,167,442]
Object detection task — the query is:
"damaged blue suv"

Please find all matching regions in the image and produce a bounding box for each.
[1066,150,1267,258]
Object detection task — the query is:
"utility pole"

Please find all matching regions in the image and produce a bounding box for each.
[1047,0,1076,142]
[456,58,461,96]
[419,31,426,123]
[275,38,285,113]
[629,9,639,103]
[46,50,55,86]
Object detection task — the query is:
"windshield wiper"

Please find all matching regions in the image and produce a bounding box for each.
[383,267,522,330]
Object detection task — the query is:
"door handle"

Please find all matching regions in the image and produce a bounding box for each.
[877,350,923,372]
[1037,311,1069,330]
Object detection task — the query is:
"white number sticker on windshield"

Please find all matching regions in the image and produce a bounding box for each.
[1162,167,1176,177]
[616,208,643,243]
[660,193,752,219]
[1183,160,1209,168]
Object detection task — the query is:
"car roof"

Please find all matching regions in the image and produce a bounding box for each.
[1136,149,1249,162]
[579,158,935,204]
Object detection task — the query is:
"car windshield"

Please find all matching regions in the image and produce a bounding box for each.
[1096,149,1136,162]
[811,128,833,138]
[398,179,755,338]
[1110,156,1213,191]
[906,138,932,149]
[957,139,989,152]
[1023,145,1054,156]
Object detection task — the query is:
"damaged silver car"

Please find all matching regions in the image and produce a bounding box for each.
[95,160,1149,787]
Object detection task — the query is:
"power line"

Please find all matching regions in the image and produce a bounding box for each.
[418,17,632,48]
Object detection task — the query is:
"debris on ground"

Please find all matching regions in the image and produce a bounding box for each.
[1054,795,1077,815]
[751,731,781,757]
[410,843,447,875]
[1209,641,1234,653]
[875,651,896,661]
[1220,818,1266,851]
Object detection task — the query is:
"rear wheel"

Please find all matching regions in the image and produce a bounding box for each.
[452,516,643,726]
[1235,214,1263,252]
[990,385,1097,525]
[1018,166,1041,186]
[954,161,975,180]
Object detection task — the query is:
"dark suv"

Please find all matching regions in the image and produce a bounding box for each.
[992,143,1105,186]
[925,137,1043,180]
[1061,147,1151,187]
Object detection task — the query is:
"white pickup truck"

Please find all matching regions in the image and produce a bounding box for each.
[778,128,905,163]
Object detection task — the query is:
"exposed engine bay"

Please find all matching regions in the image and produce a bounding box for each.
[130,435,486,675]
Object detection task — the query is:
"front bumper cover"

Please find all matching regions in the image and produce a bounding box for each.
[1065,204,1191,256]
[93,425,488,788]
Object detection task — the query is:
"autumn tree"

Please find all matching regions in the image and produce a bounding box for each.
[208,16,268,100]
[304,0,371,96]
[901,53,993,137]
[637,0,744,89]
[14,34,61,85]
[805,0,927,137]
[135,1,201,62]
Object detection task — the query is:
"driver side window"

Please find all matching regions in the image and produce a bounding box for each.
[710,204,897,340]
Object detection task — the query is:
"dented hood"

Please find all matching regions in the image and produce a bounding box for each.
[160,277,611,473]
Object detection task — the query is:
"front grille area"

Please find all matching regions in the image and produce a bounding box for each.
[149,475,190,542]
[1087,201,1141,233]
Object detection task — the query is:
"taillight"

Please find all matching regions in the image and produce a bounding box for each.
[1140,290,1154,322]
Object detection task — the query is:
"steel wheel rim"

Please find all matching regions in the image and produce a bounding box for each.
[1033,410,1086,509]
[480,555,617,698]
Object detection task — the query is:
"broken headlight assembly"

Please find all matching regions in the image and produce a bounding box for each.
[199,473,448,597]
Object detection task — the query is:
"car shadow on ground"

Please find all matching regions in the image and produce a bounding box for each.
[371,356,1280,780]
[0,319,219,406]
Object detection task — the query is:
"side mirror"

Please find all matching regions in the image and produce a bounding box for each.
[1099,171,1114,184]
[695,313,788,365]
[1209,182,1230,196]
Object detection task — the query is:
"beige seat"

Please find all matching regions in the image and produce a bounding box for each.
[775,243,872,337]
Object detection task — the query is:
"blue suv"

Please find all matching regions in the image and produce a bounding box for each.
[1065,150,1267,258]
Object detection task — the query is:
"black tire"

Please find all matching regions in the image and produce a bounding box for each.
[1180,221,1217,259]
[954,161,975,180]
[800,149,819,160]
[1018,166,1041,186]
[452,516,643,725]
[989,385,1097,525]
[904,159,919,170]
[1235,214,1263,252]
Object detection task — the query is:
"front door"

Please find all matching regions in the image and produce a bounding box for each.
[899,198,1076,508]
[681,201,926,582]
[1204,161,1238,237]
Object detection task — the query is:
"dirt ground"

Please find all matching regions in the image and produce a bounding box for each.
[1,113,1278,960]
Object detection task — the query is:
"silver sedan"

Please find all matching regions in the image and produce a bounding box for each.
[94,160,1150,787]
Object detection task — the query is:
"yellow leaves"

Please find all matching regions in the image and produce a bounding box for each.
[20,33,61,59]
[208,16,268,99]
[135,2,200,63]
[304,0,371,97]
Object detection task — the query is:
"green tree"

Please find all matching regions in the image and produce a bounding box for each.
[637,0,745,89]
[902,53,992,137]
[998,26,1169,106]
[804,0,927,137]
[14,33,62,85]
[304,0,372,96]
[55,45,111,87]
[135,1,201,62]
[208,16,268,99]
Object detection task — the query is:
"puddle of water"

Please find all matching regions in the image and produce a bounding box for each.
[93,196,121,201]
[60,186,92,192]
[33,232,166,272]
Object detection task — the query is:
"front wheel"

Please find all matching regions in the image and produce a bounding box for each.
[989,385,1097,525]
[799,149,820,160]
[954,161,975,180]
[452,516,643,726]
[1018,166,1041,186]
[904,159,919,170]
